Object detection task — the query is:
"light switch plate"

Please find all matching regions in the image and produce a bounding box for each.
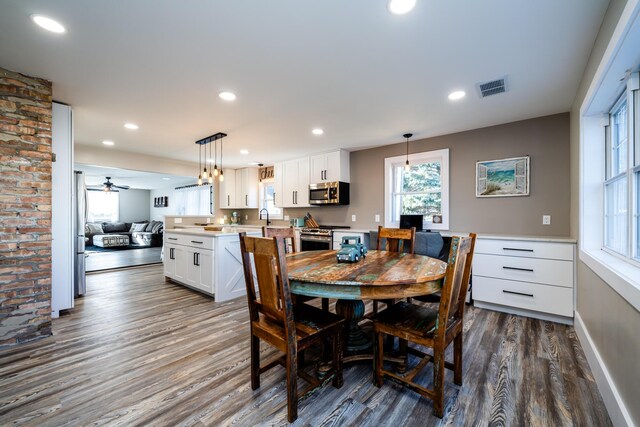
[206,217,211,223]
[284,215,290,221]
[175,218,182,224]
[543,215,551,225]
[245,215,248,220]
[375,214,380,223]
[351,214,357,222]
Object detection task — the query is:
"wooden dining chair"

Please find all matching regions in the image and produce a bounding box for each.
[372,235,475,418]
[262,226,329,311]
[239,232,344,423]
[372,225,417,314]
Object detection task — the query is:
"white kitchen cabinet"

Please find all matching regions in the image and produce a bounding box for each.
[282,157,310,207]
[235,168,259,208]
[218,168,236,209]
[310,150,350,183]
[274,162,284,207]
[164,230,260,301]
[472,236,575,324]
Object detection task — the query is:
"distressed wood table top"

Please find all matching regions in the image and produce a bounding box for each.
[286,250,447,300]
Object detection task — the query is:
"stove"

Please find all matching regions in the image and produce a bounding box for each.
[300,225,350,251]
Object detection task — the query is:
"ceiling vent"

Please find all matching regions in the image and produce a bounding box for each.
[476,77,508,98]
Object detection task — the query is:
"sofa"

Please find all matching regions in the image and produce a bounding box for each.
[85,220,164,247]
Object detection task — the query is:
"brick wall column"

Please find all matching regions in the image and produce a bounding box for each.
[0,66,53,347]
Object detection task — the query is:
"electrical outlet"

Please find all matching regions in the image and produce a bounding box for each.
[174,218,182,224]
[245,215,248,220]
[284,215,290,221]
[351,214,357,222]
[375,214,380,223]
[223,215,228,221]
[543,215,551,225]
[206,217,211,223]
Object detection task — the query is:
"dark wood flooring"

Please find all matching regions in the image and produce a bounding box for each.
[86,246,162,272]
[0,265,611,426]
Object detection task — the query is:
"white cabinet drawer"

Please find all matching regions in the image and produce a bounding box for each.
[165,234,214,250]
[473,253,573,288]
[473,276,573,317]
[475,239,574,261]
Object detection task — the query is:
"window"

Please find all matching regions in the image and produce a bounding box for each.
[603,82,639,261]
[87,190,119,222]
[384,148,449,230]
[259,180,283,219]
[174,184,212,215]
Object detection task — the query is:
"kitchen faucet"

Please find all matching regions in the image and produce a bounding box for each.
[259,208,271,226]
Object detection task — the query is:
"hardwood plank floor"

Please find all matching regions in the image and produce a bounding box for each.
[0,265,611,426]
[86,247,162,272]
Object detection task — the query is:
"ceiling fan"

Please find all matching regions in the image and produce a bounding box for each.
[88,177,130,192]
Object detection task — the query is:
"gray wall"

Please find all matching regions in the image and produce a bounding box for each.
[570,0,640,425]
[242,113,570,236]
[119,189,151,223]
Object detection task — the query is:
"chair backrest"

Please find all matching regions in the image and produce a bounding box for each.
[435,234,476,337]
[376,226,416,254]
[239,233,295,333]
[262,226,297,253]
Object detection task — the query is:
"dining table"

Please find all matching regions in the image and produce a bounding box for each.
[286,249,448,360]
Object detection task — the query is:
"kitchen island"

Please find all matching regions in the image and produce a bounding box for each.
[163,227,261,302]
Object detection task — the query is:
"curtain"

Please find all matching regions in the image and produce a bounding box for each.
[174,185,212,215]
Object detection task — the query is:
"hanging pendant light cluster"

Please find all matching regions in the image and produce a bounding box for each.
[403,133,413,171]
[195,132,227,185]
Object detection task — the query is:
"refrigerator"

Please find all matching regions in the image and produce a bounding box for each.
[74,171,87,297]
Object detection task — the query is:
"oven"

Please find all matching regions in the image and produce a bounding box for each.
[300,230,332,251]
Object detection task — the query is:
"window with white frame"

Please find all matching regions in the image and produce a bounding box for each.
[384,148,449,230]
[87,190,119,222]
[174,184,212,215]
[259,180,283,219]
[604,80,639,262]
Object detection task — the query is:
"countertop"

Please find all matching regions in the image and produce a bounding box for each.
[165,227,262,238]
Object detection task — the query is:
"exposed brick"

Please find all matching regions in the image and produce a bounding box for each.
[0,66,52,346]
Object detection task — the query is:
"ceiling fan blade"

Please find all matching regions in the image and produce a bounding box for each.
[113,184,130,190]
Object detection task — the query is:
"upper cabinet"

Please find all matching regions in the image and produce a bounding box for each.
[280,157,310,208]
[310,150,350,183]
[235,168,259,208]
[219,168,258,209]
[218,168,237,209]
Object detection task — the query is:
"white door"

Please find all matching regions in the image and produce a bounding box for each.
[219,168,236,208]
[283,159,298,207]
[235,169,245,208]
[198,250,214,294]
[164,243,177,278]
[310,154,327,183]
[296,157,310,207]
[173,245,187,283]
[324,151,341,182]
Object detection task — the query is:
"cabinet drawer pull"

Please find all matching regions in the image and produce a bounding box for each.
[167,237,178,241]
[502,266,534,272]
[195,252,200,266]
[169,248,174,259]
[502,247,534,252]
[503,290,534,297]
[227,195,230,206]
[191,240,203,244]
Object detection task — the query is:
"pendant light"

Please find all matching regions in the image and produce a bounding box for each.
[207,139,213,184]
[197,142,203,185]
[403,133,413,171]
[219,137,224,182]
[213,139,219,177]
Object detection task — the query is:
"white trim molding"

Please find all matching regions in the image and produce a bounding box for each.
[575,312,635,427]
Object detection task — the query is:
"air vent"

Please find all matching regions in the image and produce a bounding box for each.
[476,77,508,98]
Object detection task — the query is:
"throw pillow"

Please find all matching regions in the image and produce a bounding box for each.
[145,221,157,232]
[86,222,104,235]
[151,221,163,233]
[130,222,148,232]
[103,222,127,233]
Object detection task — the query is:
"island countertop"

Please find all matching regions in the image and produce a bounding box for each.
[164,227,261,238]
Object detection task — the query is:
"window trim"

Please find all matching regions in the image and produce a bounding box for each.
[384,148,449,230]
[258,179,283,220]
[86,189,120,223]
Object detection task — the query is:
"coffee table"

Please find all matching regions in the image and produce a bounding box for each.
[93,234,130,248]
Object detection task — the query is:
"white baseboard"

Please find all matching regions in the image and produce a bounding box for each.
[574,312,635,427]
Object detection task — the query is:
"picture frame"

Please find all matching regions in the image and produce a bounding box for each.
[476,156,530,197]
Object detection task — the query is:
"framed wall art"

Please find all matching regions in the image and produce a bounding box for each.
[476,156,529,197]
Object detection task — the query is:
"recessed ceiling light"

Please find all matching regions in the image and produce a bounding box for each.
[102,140,115,146]
[30,15,66,33]
[240,149,249,155]
[448,90,466,101]
[219,91,236,101]
[312,128,324,136]
[388,0,416,15]
[124,123,139,130]
[162,177,171,181]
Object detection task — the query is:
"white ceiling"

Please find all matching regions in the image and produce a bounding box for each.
[0,1,609,168]
[76,164,194,190]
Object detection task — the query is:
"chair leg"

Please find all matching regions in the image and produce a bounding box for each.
[298,349,305,371]
[332,327,344,388]
[433,348,445,418]
[454,333,463,386]
[372,300,379,315]
[250,335,260,390]
[322,298,329,312]
[374,330,384,387]
[286,351,298,423]
[398,338,408,374]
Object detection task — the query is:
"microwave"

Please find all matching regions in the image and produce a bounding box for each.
[309,182,350,205]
